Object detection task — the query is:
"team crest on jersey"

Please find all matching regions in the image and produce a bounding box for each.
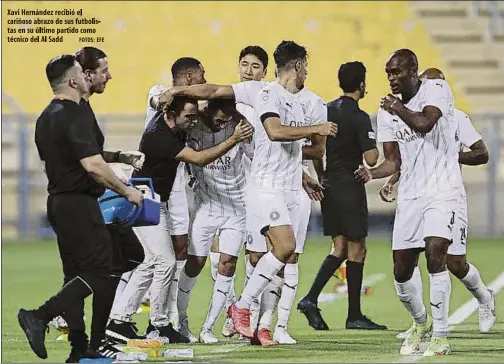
[247,233,253,245]
[270,210,280,221]
[262,90,269,101]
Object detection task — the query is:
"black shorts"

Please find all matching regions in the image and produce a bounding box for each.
[47,194,112,277]
[321,175,368,240]
[108,225,145,275]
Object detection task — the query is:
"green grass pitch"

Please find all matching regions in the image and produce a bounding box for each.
[2,238,503,362]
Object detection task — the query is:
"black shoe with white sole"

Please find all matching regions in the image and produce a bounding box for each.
[93,340,122,359]
[156,323,190,344]
[105,320,145,343]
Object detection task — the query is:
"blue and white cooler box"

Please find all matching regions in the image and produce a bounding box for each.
[98,178,161,227]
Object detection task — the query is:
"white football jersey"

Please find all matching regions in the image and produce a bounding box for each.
[187,120,246,216]
[237,102,255,179]
[377,79,463,202]
[248,81,306,191]
[145,84,186,192]
[455,109,482,152]
[296,88,327,169]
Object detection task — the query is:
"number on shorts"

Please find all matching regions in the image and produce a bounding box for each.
[449,211,455,226]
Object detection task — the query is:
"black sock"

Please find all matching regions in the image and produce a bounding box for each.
[90,275,121,349]
[306,255,344,302]
[346,260,364,321]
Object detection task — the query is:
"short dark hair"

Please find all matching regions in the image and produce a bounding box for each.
[338,61,366,93]
[166,96,198,115]
[273,41,307,71]
[75,47,107,72]
[171,57,202,78]
[207,99,236,116]
[239,46,269,69]
[45,54,77,90]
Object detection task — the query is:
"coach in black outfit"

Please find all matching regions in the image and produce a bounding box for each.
[298,62,387,331]
[17,55,143,362]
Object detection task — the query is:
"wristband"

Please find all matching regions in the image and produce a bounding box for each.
[115,151,122,163]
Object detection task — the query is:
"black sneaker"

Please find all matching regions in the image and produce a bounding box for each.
[156,323,190,344]
[346,315,387,330]
[93,340,122,359]
[105,320,146,343]
[144,320,156,336]
[18,309,48,359]
[297,298,329,331]
[65,348,108,363]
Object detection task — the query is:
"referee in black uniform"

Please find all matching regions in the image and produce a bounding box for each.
[17,55,142,362]
[298,61,387,331]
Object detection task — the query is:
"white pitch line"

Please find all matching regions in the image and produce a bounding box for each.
[393,270,504,363]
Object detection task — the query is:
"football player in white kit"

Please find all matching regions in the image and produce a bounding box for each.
[380,68,496,339]
[175,99,253,344]
[206,46,269,339]
[356,49,463,356]
[158,41,337,345]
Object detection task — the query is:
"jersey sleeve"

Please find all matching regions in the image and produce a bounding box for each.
[231,81,267,106]
[457,110,482,148]
[147,84,168,109]
[66,110,102,160]
[376,108,396,143]
[309,98,328,126]
[254,87,281,123]
[422,79,453,117]
[356,112,377,152]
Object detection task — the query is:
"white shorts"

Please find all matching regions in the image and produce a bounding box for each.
[447,195,468,256]
[392,194,461,251]
[245,184,302,253]
[295,190,312,254]
[189,211,246,257]
[166,165,189,236]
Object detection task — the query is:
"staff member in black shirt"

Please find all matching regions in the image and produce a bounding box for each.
[298,62,387,331]
[106,96,253,342]
[17,55,143,362]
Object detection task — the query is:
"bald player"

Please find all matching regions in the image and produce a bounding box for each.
[381,68,495,340]
[355,49,462,356]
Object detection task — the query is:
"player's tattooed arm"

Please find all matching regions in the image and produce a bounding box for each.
[381,94,442,134]
[302,135,326,160]
[355,142,401,183]
[176,120,253,166]
[459,139,489,166]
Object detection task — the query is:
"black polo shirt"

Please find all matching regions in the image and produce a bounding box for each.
[35,98,105,197]
[133,112,186,202]
[325,96,376,178]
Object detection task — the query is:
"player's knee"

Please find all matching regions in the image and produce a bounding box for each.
[425,239,449,273]
[331,236,348,259]
[347,239,366,263]
[394,263,414,283]
[184,255,205,277]
[249,252,264,267]
[218,255,237,277]
[447,255,469,279]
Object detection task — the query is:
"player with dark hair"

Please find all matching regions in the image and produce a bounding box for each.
[18,54,143,362]
[208,45,269,339]
[355,49,462,356]
[385,68,495,340]
[298,61,385,332]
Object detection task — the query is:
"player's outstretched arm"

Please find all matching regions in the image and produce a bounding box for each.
[176,120,253,166]
[355,141,401,183]
[263,116,337,142]
[159,85,235,109]
[459,140,489,166]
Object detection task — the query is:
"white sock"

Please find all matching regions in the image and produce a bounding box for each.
[225,278,237,309]
[460,264,491,304]
[203,274,234,331]
[276,263,298,332]
[167,260,186,321]
[412,266,423,298]
[429,271,451,338]
[244,254,254,286]
[177,268,197,320]
[209,252,220,282]
[236,252,284,309]
[258,275,283,330]
[394,275,427,324]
